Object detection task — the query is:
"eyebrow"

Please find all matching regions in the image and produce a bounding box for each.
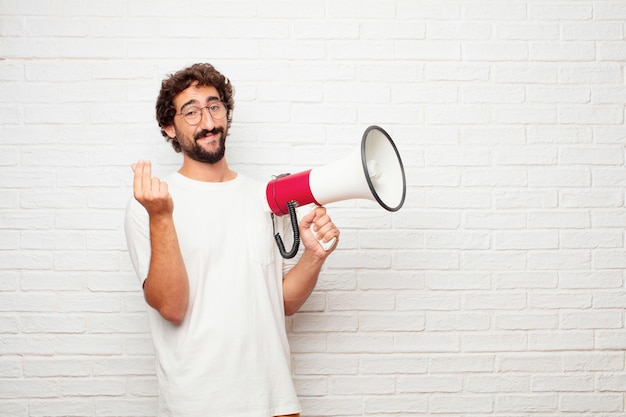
[180,96,221,111]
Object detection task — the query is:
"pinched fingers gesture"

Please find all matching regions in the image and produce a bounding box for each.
[132,160,173,217]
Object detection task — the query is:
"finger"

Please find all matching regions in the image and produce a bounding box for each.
[133,161,145,197]
[151,178,161,197]
[299,208,317,229]
[313,213,332,231]
[317,223,339,242]
[312,206,326,220]
[159,180,169,197]
[308,206,328,232]
[142,161,153,195]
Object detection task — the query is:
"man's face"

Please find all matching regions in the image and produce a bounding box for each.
[165,83,229,164]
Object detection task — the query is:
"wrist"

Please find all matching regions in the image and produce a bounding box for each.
[149,212,174,228]
[301,247,327,266]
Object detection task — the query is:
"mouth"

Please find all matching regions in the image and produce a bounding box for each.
[194,128,222,144]
[196,134,216,143]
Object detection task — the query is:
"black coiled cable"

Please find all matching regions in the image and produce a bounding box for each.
[272,200,300,259]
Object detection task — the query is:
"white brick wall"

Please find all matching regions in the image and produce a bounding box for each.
[1,0,625,416]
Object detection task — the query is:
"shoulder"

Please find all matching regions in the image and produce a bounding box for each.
[236,172,266,192]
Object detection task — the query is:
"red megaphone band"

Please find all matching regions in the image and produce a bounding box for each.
[265,170,320,216]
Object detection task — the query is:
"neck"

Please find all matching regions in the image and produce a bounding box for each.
[178,156,237,182]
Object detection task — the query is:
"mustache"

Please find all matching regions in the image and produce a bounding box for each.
[194,127,224,141]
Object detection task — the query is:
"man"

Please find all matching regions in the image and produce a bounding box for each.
[125,63,339,417]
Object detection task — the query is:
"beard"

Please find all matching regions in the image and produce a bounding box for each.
[177,126,227,164]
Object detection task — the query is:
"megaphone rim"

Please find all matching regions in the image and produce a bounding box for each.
[361,125,407,212]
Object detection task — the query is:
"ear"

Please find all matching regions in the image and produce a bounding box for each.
[164,125,176,139]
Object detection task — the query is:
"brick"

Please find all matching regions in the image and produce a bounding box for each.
[496,23,559,41]
[528,250,591,270]
[61,378,126,397]
[0,378,58,399]
[293,353,359,375]
[292,313,358,333]
[497,353,562,372]
[560,393,623,412]
[359,312,425,332]
[466,374,528,393]
[327,333,393,354]
[299,397,362,416]
[364,395,428,413]
[327,292,395,311]
[532,374,593,392]
[495,271,558,289]
[332,376,395,395]
[596,373,626,392]
[0,271,18,292]
[397,0,461,19]
[529,3,592,20]
[529,293,591,309]
[463,332,528,352]
[95,398,158,417]
[0,356,22,377]
[494,230,558,250]
[0,400,27,416]
[530,42,596,61]
[465,292,527,310]
[430,22,491,40]
[92,357,155,376]
[563,352,624,371]
[426,312,490,331]
[326,1,392,18]
[464,42,529,62]
[426,272,490,290]
[21,314,86,333]
[495,313,558,330]
[431,394,493,413]
[560,271,623,289]
[562,23,624,41]
[495,394,557,412]
[398,375,462,393]
[397,292,459,311]
[528,331,594,351]
[23,357,90,377]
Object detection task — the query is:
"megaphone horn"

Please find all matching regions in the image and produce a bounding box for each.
[266,125,406,216]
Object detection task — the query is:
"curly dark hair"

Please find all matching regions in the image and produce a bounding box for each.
[155,63,235,152]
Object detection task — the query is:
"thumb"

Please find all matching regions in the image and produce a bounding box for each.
[299,207,317,229]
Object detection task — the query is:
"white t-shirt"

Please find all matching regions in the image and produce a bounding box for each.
[125,172,301,417]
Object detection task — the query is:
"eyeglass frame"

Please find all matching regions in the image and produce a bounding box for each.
[176,100,229,126]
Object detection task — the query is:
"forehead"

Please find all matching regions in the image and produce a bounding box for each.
[173,82,220,109]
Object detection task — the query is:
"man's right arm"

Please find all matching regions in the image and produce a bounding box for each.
[132,161,189,324]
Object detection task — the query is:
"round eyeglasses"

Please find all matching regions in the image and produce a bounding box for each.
[177,102,228,126]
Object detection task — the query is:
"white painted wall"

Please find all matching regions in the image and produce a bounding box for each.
[1,1,626,416]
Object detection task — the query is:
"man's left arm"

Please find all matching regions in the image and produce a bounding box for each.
[282,206,339,316]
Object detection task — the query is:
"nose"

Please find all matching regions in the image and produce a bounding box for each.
[198,106,216,130]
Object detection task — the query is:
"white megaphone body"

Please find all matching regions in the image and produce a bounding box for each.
[265,125,406,258]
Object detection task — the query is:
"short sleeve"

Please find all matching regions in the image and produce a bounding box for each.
[124,197,151,286]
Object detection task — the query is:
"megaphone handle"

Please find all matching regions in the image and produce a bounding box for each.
[310,213,337,251]
[315,232,337,251]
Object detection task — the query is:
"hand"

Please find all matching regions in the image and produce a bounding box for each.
[299,206,340,258]
[132,160,173,218]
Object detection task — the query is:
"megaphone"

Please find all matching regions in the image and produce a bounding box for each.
[266,125,406,258]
